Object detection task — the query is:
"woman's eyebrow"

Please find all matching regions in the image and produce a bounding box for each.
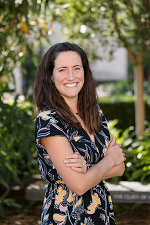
[57,66,67,70]
[73,65,82,67]
[57,65,82,70]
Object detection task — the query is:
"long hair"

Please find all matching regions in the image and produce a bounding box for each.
[34,42,103,134]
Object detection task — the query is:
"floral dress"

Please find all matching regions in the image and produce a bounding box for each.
[35,108,116,225]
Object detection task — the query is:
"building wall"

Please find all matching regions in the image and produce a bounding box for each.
[49,22,128,82]
[91,47,127,81]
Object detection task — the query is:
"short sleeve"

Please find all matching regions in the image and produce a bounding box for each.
[35,111,68,183]
[35,111,67,141]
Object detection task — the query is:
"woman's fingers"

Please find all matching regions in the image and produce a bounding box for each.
[64,152,87,172]
[106,141,126,166]
[70,163,87,173]
[66,152,81,159]
[65,162,85,168]
[108,138,116,147]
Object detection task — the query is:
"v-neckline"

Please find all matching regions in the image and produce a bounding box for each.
[80,126,96,145]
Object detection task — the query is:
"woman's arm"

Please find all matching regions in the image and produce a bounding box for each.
[64,132,125,179]
[64,155,125,179]
[103,162,125,179]
[103,132,125,179]
[41,135,125,196]
[64,152,88,173]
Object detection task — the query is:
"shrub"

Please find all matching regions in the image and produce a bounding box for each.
[99,95,150,131]
[0,97,38,216]
[108,120,150,183]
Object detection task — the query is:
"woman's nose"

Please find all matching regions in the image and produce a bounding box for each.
[67,70,75,80]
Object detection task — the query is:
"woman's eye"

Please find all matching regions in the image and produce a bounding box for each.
[74,67,81,71]
[59,69,66,72]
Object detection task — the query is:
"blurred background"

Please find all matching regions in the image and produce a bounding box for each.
[0,0,150,224]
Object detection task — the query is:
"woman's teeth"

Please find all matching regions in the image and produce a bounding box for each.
[65,83,77,87]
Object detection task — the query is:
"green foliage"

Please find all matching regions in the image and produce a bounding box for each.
[102,80,134,95]
[0,0,52,81]
[123,122,150,183]
[108,120,150,183]
[0,97,37,216]
[99,95,150,130]
[102,80,150,96]
[52,0,150,61]
[0,189,22,217]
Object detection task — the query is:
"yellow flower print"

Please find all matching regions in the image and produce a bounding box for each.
[96,147,99,153]
[103,214,105,222]
[74,136,81,142]
[74,198,82,208]
[38,111,50,119]
[56,180,65,184]
[103,180,108,188]
[53,213,67,222]
[107,216,110,223]
[67,190,74,203]
[87,193,101,214]
[108,195,112,203]
[44,214,49,220]
[55,186,67,205]
[50,118,56,123]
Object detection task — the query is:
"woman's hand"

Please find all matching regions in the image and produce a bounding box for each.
[64,152,87,173]
[105,138,126,166]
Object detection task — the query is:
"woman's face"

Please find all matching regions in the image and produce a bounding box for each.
[52,51,84,103]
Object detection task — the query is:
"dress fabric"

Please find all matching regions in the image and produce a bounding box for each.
[35,108,116,225]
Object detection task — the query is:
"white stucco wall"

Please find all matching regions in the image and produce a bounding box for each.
[48,22,128,82]
[91,47,127,81]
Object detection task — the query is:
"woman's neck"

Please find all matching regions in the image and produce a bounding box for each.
[64,97,78,115]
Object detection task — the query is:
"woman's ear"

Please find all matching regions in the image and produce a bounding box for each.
[51,75,54,82]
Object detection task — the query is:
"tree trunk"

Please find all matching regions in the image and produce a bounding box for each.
[133,64,145,137]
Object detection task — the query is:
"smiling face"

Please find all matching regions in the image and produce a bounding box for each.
[52,51,84,104]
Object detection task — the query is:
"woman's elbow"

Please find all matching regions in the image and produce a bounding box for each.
[69,180,88,196]
[118,162,125,176]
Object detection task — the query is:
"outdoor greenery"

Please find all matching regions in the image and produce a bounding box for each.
[99,95,150,130]
[0,0,53,217]
[102,80,150,96]
[0,0,150,217]
[52,0,150,136]
[0,94,149,216]
[109,120,150,183]
[0,96,37,216]
[0,0,54,94]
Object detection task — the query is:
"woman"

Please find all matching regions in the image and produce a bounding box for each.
[34,42,126,225]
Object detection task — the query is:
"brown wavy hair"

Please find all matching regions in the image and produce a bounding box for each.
[34,42,103,134]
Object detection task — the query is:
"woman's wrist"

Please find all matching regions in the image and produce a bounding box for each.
[105,154,115,167]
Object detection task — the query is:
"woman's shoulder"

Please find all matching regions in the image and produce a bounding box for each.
[37,110,58,121]
[36,110,68,129]
[35,110,68,139]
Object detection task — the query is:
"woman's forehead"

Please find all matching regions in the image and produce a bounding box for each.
[54,51,82,68]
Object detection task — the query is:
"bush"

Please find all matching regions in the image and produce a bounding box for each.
[0,97,38,216]
[123,122,150,183]
[102,80,150,96]
[99,95,150,131]
[108,120,150,183]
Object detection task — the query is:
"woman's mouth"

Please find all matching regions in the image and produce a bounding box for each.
[65,83,77,87]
